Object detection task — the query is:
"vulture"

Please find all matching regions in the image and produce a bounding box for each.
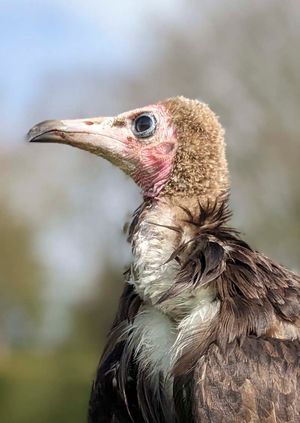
[27,96,300,423]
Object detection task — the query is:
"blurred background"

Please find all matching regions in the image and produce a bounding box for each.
[0,0,299,421]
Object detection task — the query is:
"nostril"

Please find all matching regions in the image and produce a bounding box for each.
[84,121,94,126]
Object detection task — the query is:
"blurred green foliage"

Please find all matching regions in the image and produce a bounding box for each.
[0,231,123,421]
[0,201,124,421]
[0,350,97,423]
[0,202,41,347]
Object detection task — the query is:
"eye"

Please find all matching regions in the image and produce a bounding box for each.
[132,113,157,138]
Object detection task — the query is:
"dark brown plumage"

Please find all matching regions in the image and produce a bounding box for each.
[27,97,300,422]
[89,198,300,422]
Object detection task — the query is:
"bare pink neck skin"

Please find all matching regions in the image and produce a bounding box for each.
[133,142,175,200]
[133,115,176,199]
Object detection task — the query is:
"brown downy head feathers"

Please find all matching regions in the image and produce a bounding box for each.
[28,96,228,202]
[160,96,229,200]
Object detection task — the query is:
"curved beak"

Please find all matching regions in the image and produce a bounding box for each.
[27,117,134,173]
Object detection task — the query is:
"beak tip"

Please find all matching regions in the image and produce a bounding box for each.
[26,119,64,143]
[26,130,35,143]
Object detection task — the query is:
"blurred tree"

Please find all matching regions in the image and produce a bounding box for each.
[68,260,124,351]
[0,198,42,350]
[0,350,95,423]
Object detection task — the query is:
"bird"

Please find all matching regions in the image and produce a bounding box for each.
[27,96,300,423]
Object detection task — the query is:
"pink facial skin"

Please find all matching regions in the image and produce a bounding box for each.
[115,104,177,199]
[28,104,178,199]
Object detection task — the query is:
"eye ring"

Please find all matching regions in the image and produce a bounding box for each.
[132,113,157,138]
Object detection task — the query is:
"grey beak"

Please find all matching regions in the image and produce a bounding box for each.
[27,115,137,177]
[26,120,65,143]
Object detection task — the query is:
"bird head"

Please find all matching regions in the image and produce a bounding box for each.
[27,96,228,200]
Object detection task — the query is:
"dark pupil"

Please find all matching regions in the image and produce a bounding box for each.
[135,115,152,133]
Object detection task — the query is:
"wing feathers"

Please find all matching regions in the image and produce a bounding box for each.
[89,197,300,422]
[193,338,300,423]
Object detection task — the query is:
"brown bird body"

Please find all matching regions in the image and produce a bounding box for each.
[27,97,300,422]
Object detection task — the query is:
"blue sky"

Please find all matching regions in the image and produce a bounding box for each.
[0,0,181,140]
[0,1,127,133]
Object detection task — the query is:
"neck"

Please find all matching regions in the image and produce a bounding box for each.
[126,193,223,389]
[126,192,227,390]
[129,193,224,320]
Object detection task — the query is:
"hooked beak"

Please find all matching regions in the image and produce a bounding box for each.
[27,117,133,173]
